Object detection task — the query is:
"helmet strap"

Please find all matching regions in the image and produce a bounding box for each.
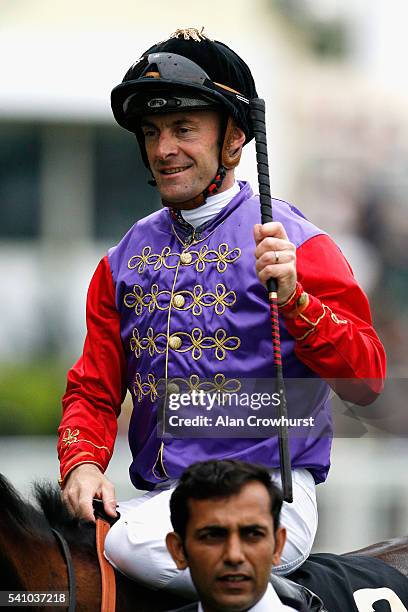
[203,165,227,197]
[161,165,226,210]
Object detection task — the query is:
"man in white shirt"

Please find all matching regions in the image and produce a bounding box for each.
[165,460,305,611]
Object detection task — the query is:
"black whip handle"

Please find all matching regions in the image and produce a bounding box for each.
[250,97,293,503]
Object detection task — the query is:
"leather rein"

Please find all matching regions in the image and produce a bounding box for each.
[51,511,116,612]
[51,528,76,612]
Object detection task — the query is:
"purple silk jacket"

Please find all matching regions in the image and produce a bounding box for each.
[108,182,332,490]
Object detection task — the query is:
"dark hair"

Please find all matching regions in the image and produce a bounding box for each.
[170,460,283,541]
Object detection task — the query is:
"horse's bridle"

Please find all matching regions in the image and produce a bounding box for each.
[51,512,117,612]
[51,528,76,612]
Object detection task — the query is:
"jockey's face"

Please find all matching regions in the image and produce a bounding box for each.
[141,110,232,208]
[167,481,286,612]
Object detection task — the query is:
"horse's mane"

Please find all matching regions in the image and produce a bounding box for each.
[0,474,94,550]
[0,474,43,533]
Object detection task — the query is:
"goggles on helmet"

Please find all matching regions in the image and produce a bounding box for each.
[111,52,250,139]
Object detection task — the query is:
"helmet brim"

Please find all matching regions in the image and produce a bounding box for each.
[111,77,252,141]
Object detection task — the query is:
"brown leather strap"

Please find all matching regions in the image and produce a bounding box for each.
[51,528,76,612]
[96,518,116,612]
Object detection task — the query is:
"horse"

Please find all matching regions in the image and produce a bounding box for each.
[1,473,407,611]
[0,474,186,611]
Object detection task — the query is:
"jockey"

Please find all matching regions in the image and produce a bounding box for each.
[57,28,386,597]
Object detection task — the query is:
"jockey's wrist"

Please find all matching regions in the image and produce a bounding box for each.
[59,461,104,489]
[278,282,309,319]
[278,284,298,308]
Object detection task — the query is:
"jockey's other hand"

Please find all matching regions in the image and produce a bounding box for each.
[62,463,117,523]
[254,222,297,305]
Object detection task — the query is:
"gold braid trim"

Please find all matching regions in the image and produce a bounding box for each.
[132,372,242,402]
[61,428,111,455]
[128,243,241,274]
[296,303,347,341]
[124,283,236,317]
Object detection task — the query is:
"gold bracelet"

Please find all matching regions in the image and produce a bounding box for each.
[278,285,298,308]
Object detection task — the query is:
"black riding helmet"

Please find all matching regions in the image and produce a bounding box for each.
[110,28,258,204]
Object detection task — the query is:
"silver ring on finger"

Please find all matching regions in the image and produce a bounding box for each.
[274,251,280,264]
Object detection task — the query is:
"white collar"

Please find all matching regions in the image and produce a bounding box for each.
[197,583,298,612]
[181,181,240,229]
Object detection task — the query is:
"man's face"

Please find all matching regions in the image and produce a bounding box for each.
[168,482,285,612]
[141,110,222,206]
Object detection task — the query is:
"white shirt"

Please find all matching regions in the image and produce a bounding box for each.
[181,181,240,229]
[197,583,298,612]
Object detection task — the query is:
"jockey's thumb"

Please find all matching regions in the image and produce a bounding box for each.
[253,223,262,243]
[106,499,118,517]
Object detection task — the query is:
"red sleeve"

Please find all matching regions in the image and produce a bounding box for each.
[57,256,127,486]
[283,234,386,403]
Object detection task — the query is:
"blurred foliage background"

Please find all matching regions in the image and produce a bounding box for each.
[0,361,65,434]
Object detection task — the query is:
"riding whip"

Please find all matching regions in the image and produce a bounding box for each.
[250,98,293,503]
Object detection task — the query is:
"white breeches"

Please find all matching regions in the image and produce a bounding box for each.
[104,468,318,599]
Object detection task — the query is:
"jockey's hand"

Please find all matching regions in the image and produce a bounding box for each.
[254,222,297,304]
[62,463,117,523]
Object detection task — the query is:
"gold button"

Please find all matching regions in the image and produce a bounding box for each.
[169,335,182,350]
[173,294,185,308]
[167,382,180,395]
[180,252,192,265]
